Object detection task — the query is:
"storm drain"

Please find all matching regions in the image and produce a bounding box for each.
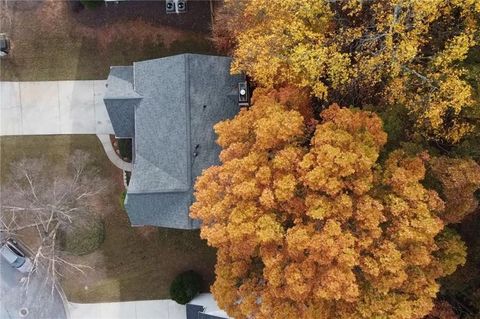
[19,308,29,317]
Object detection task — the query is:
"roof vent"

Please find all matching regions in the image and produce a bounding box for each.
[238,81,250,107]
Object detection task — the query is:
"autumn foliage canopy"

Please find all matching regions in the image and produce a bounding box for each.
[190,90,467,319]
[219,0,480,143]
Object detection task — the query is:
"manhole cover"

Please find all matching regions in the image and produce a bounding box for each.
[19,308,29,317]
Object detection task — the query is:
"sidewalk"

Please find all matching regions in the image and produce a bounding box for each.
[69,300,186,319]
[0,81,114,135]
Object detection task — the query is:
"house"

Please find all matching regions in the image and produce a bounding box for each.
[104,54,246,229]
[186,294,230,319]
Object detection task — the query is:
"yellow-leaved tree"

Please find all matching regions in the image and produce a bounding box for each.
[221,0,480,143]
[190,90,467,319]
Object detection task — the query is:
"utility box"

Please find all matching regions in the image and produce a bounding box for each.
[177,0,187,13]
[166,0,175,13]
[166,0,187,14]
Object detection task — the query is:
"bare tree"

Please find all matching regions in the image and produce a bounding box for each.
[0,150,108,292]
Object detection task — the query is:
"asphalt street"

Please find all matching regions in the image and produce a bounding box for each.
[0,256,67,319]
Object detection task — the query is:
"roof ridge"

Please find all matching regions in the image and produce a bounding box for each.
[185,54,193,229]
[103,96,142,100]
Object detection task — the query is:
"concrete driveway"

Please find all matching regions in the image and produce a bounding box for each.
[0,258,68,319]
[69,300,186,319]
[0,81,114,135]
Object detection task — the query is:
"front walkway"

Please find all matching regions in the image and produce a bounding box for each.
[0,81,114,135]
[69,300,186,319]
[97,134,133,171]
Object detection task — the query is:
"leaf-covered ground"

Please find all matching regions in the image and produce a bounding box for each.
[0,136,216,302]
[0,0,215,81]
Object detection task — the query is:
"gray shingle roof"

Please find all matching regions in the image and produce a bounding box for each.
[186,304,204,319]
[187,294,230,319]
[104,66,141,138]
[107,54,244,228]
[104,66,141,99]
[130,55,190,194]
[198,313,228,319]
[125,192,198,229]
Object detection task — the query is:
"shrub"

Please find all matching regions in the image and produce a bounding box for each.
[170,270,203,304]
[58,216,105,255]
[117,139,133,162]
[80,0,104,9]
[120,190,126,210]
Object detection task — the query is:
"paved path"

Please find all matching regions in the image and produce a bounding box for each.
[0,81,114,135]
[97,134,133,171]
[69,300,186,319]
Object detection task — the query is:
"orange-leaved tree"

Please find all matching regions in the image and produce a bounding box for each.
[190,89,467,319]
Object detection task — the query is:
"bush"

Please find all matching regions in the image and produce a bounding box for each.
[170,270,203,304]
[117,139,132,162]
[58,216,105,255]
[120,190,126,210]
[80,0,104,9]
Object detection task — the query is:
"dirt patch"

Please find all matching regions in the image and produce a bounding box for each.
[34,1,190,49]
[77,19,188,50]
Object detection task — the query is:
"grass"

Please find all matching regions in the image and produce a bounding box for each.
[1,33,214,81]
[0,135,114,182]
[1,2,215,81]
[0,135,217,302]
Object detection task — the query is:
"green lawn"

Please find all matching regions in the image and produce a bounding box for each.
[0,135,216,302]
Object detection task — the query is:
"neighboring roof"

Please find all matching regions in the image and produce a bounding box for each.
[187,294,230,319]
[106,54,245,228]
[186,304,204,319]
